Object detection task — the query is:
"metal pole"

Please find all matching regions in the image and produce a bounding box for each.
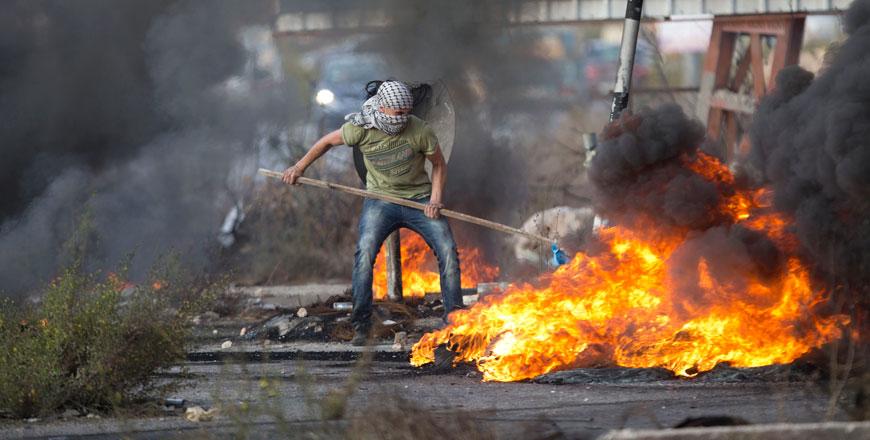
[385,231,403,302]
[609,0,644,122]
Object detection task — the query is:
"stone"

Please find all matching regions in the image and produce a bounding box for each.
[185,406,219,422]
[296,307,308,318]
[221,340,232,349]
[392,331,408,350]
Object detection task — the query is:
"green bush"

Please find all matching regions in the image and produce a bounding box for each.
[0,257,214,419]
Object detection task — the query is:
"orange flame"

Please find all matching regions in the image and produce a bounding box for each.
[411,153,848,381]
[107,272,135,291]
[372,230,499,300]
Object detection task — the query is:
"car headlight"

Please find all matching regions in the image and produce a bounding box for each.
[315,88,335,106]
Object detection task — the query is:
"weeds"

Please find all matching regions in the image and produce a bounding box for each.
[226,168,361,286]
[0,214,220,419]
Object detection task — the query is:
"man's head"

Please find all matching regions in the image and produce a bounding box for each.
[346,80,415,136]
[372,81,414,135]
[376,80,414,113]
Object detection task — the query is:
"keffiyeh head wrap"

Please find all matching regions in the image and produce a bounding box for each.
[345,81,414,136]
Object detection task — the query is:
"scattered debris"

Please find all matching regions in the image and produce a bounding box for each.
[332,302,352,311]
[221,340,232,349]
[674,415,750,428]
[185,406,219,422]
[534,362,826,385]
[165,397,186,408]
[228,291,462,346]
[243,314,330,341]
[535,367,674,384]
[434,345,456,369]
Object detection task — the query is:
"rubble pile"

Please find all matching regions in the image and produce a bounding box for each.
[231,293,452,345]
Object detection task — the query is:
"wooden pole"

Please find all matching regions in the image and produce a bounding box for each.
[384,231,403,302]
[258,168,553,245]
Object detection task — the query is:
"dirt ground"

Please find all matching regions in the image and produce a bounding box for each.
[3,355,848,440]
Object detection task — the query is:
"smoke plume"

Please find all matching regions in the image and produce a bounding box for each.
[588,0,870,310]
[0,0,299,296]
[749,0,870,301]
[587,104,714,228]
[587,103,788,312]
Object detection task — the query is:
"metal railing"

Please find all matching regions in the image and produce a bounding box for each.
[274,0,849,35]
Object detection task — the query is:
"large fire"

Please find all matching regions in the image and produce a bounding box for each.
[372,230,499,300]
[411,152,848,382]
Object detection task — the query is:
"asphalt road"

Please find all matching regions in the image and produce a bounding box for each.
[2,358,847,439]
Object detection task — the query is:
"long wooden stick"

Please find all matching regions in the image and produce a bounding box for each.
[258,168,553,245]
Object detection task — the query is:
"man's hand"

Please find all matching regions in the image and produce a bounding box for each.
[282,164,304,185]
[424,202,443,219]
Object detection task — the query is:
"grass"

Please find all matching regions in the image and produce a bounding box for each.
[0,214,221,419]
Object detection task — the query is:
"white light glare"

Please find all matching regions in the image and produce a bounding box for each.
[315,89,335,106]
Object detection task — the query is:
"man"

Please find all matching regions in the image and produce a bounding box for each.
[282,81,462,345]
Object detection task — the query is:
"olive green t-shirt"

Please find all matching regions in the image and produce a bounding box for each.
[341,115,438,199]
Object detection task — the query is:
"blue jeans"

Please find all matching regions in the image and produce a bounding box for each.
[351,197,462,332]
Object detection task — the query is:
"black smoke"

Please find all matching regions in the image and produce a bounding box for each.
[587,103,786,311]
[587,104,722,229]
[0,1,299,296]
[749,0,870,301]
[587,0,870,312]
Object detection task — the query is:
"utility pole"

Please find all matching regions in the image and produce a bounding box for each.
[610,0,644,122]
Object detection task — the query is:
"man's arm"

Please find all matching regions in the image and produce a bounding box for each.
[425,146,447,219]
[282,129,344,184]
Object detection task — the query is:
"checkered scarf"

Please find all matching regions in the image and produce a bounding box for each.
[345,81,414,136]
